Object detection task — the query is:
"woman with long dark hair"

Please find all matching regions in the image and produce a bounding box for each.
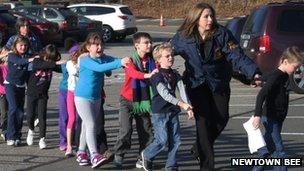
[171,3,261,170]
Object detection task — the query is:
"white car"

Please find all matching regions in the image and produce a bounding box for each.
[68,3,137,42]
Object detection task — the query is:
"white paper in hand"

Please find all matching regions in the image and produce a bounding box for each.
[243,116,266,154]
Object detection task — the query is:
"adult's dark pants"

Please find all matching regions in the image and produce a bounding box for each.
[5,84,25,141]
[26,95,48,138]
[187,83,230,171]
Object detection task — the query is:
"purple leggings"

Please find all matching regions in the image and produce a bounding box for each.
[58,89,68,146]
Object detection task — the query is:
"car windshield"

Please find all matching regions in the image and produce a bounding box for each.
[242,7,268,34]
[277,9,304,32]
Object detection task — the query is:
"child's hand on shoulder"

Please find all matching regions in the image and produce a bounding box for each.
[79,52,89,58]
[121,57,131,67]
[151,69,159,75]
[28,57,36,62]
[144,69,158,78]
[56,60,67,65]
[0,48,10,57]
[252,116,261,129]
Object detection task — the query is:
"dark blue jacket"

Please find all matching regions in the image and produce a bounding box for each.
[171,25,259,92]
[6,52,30,86]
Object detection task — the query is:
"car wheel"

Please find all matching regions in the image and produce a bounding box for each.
[290,64,304,94]
[102,25,113,42]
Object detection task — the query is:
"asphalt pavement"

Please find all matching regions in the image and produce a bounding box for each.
[0,19,303,171]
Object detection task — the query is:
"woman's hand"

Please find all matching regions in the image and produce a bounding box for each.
[187,109,194,120]
[251,74,262,87]
[252,116,261,129]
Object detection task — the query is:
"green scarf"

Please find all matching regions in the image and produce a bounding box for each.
[131,51,156,115]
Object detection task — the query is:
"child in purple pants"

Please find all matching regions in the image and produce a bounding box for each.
[58,41,79,151]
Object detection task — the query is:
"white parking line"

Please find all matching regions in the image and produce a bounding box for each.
[147,31,175,35]
[232,116,304,135]
[231,94,304,97]
[232,116,304,119]
[281,133,304,135]
[229,104,304,107]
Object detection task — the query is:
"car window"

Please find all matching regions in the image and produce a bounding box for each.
[119,7,133,15]
[44,8,58,19]
[59,8,76,17]
[21,8,40,16]
[85,7,115,15]
[277,10,304,32]
[69,7,78,13]
[226,19,239,35]
[243,7,268,34]
[0,13,16,24]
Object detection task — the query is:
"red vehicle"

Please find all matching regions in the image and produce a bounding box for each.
[11,11,62,46]
[240,1,304,93]
[0,7,17,46]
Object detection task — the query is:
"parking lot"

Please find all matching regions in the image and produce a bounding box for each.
[0,19,303,171]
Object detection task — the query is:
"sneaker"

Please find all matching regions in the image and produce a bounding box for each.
[14,139,21,146]
[7,140,15,146]
[65,146,74,157]
[91,153,107,169]
[113,155,123,168]
[190,146,200,163]
[34,118,39,127]
[1,133,6,141]
[104,150,114,162]
[59,145,67,151]
[136,157,143,169]
[26,129,35,146]
[39,137,47,149]
[141,151,152,171]
[76,152,89,166]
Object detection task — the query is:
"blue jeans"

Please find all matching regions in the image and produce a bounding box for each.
[5,84,25,141]
[143,111,181,170]
[252,116,287,171]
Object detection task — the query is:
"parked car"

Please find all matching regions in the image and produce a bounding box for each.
[2,2,24,9]
[11,11,62,46]
[68,3,137,42]
[77,15,103,41]
[225,15,251,85]
[240,1,304,93]
[14,5,80,43]
[225,16,247,43]
[0,8,17,46]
